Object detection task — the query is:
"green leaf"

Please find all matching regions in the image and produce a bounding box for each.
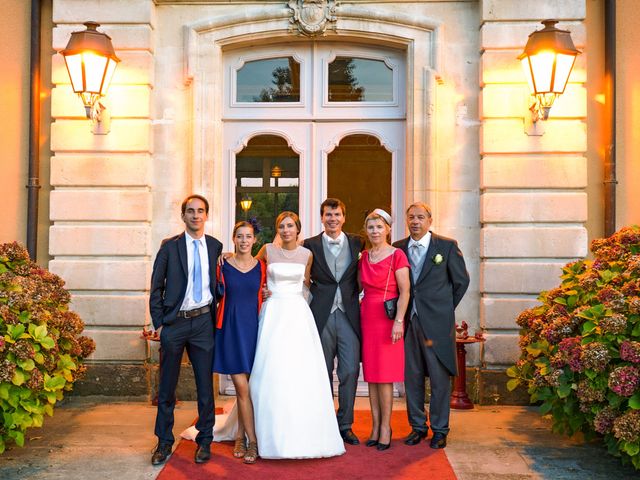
[33,324,47,341]
[629,392,640,410]
[554,297,567,305]
[539,402,553,415]
[632,322,640,337]
[506,366,518,378]
[33,352,44,364]
[12,430,24,447]
[582,321,596,334]
[624,442,640,457]
[526,345,542,357]
[18,310,30,323]
[567,295,578,308]
[17,358,35,371]
[506,379,520,391]
[557,384,572,398]
[44,375,66,392]
[0,383,9,400]
[8,324,25,340]
[11,369,26,386]
[39,336,55,350]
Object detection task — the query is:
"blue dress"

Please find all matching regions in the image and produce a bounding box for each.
[213,261,261,374]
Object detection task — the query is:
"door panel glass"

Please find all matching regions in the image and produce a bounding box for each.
[328,57,393,102]
[236,135,299,252]
[327,134,392,235]
[236,57,301,102]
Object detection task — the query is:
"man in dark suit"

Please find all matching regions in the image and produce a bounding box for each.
[394,202,469,449]
[149,194,222,465]
[303,198,363,445]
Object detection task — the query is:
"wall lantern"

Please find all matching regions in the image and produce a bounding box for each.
[271,165,283,178]
[239,195,253,218]
[518,20,580,128]
[61,22,120,134]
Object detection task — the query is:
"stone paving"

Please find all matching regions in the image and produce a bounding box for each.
[0,396,638,479]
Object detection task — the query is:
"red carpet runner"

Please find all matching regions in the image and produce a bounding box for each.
[158,409,457,479]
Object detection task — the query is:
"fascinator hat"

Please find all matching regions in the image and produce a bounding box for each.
[371,208,393,226]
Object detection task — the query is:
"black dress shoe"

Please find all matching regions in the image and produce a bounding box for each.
[430,432,447,449]
[340,429,360,445]
[151,443,172,465]
[404,429,428,446]
[195,444,211,464]
[365,439,379,447]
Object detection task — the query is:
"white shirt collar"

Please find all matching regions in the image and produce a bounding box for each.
[409,231,431,249]
[185,231,204,244]
[323,231,346,245]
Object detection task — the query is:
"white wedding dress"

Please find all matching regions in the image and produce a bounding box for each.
[249,245,345,459]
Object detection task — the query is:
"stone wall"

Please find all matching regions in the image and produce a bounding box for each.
[478,0,588,400]
[49,0,156,392]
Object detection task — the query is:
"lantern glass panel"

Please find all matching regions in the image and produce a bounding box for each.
[529,51,555,93]
[520,57,535,94]
[101,58,118,95]
[552,53,576,93]
[83,53,109,94]
[64,54,85,93]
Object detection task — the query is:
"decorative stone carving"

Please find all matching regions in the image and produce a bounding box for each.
[288,0,337,37]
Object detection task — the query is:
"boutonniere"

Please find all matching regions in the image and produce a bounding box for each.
[432,253,444,265]
[358,251,363,260]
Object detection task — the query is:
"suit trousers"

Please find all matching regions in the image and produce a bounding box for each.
[320,308,360,431]
[404,315,451,435]
[154,313,215,446]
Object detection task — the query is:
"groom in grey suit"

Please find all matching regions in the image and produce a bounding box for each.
[303,198,363,445]
[394,202,469,449]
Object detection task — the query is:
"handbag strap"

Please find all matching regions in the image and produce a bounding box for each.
[383,249,395,301]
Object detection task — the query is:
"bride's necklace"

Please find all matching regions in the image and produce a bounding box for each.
[279,245,297,259]
[230,256,256,272]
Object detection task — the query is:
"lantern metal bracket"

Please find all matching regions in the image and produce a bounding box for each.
[86,101,111,135]
[524,98,545,136]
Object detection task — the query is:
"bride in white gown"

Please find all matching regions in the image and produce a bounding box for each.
[249,212,345,459]
[182,211,344,459]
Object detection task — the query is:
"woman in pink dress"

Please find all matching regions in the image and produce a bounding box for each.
[359,209,410,451]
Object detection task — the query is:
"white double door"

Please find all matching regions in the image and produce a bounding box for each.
[218,42,406,395]
[221,120,405,241]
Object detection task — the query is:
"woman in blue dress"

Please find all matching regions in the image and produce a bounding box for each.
[213,221,265,464]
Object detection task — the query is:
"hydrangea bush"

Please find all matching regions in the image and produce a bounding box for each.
[507,226,640,469]
[0,242,95,453]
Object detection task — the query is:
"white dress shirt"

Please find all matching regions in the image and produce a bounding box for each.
[322,231,346,257]
[180,232,212,311]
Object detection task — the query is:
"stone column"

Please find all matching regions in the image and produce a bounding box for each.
[49,0,155,394]
[479,0,588,402]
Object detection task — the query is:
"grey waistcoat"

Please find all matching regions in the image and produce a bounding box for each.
[322,237,352,313]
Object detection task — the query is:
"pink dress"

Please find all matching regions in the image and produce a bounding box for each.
[359,248,410,383]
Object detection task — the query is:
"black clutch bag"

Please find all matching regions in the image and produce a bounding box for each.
[383,297,398,320]
[383,251,398,320]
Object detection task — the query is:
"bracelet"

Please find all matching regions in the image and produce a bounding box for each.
[394,318,404,324]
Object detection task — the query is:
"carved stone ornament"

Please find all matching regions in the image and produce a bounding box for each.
[288,0,337,37]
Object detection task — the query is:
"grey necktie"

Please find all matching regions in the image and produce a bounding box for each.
[409,243,422,270]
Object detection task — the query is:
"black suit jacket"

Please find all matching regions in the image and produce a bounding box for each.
[394,233,470,375]
[303,233,363,338]
[149,233,223,330]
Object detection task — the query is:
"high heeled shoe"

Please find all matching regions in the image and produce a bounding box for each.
[365,439,379,447]
[376,429,392,451]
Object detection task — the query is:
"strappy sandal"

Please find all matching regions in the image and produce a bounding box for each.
[243,441,258,464]
[233,437,247,458]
